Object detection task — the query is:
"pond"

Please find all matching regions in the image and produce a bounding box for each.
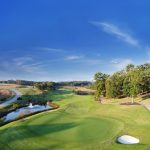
[3,103,52,121]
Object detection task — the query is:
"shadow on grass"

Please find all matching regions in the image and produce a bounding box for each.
[0,122,79,145]
[28,122,79,136]
[18,89,73,105]
[142,94,150,100]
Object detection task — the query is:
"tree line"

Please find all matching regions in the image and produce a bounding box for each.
[94,63,150,102]
[0,80,91,87]
[56,81,91,87]
[0,80,34,86]
[34,82,56,91]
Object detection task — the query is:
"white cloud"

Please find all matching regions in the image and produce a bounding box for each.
[19,63,43,73]
[38,47,65,53]
[13,57,33,66]
[111,58,133,69]
[0,57,44,74]
[64,54,104,66]
[12,57,41,73]
[65,55,103,65]
[90,21,139,47]
[65,55,83,60]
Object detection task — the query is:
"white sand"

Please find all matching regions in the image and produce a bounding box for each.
[117,135,139,144]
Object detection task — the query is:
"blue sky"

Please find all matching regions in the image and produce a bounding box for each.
[0,0,150,81]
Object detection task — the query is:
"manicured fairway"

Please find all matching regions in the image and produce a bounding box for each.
[0,89,150,150]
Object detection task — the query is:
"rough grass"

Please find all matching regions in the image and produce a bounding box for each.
[102,96,142,105]
[64,86,95,92]
[0,89,149,150]
[17,87,42,95]
[0,84,19,89]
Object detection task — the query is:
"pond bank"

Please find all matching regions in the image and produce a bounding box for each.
[0,89,22,108]
[0,102,59,127]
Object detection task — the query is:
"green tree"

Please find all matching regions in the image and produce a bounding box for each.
[94,63,150,102]
[94,72,109,101]
[123,69,140,103]
[106,78,115,98]
[126,64,135,72]
[106,71,125,98]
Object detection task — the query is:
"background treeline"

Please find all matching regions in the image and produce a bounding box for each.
[33,81,91,91]
[0,80,34,86]
[0,80,91,90]
[34,82,56,91]
[55,81,91,87]
[94,63,150,101]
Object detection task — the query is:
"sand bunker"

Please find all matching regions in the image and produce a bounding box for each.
[117,135,139,144]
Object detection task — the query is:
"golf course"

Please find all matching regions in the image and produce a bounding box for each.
[1,0,150,149]
[0,88,149,150]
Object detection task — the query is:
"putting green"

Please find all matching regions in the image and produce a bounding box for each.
[0,110,123,150]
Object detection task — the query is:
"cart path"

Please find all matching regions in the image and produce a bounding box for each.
[0,89,22,108]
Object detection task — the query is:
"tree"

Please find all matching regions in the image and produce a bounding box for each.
[94,63,150,102]
[94,72,109,101]
[126,64,135,72]
[106,70,125,98]
[123,69,140,103]
[47,82,56,90]
[130,70,141,102]
[137,63,150,71]
[34,82,56,91]
[138,69,150,94]
[106,78,115,98]
[123,74,131,97]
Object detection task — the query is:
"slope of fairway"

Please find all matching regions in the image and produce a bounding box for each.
[0,89,150,150]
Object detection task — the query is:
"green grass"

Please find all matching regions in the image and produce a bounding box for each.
[0,89,150,150]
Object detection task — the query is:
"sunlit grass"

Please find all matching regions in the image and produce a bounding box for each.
[0,88,149,150]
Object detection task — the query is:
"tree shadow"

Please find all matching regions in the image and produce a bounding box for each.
[142,94,150,100]
[0,122,79,145]
[28,122,79,136]
[17,89,73,105]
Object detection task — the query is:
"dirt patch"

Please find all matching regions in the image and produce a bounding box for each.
[120,102,140,105]
[0,90,13,102]
[0,84,19,89]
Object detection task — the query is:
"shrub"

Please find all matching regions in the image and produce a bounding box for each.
[12,103,19,109]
